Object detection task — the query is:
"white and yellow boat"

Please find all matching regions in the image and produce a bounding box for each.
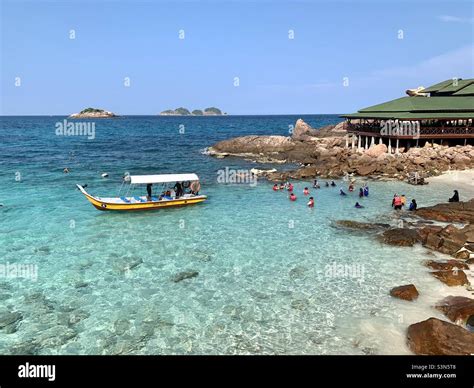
[77,173,207,211]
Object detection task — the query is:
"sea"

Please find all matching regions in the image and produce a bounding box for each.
[0,115,471,355]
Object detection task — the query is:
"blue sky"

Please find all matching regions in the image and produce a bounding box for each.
[1,0,473,115]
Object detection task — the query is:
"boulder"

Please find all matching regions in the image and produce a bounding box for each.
[425,260,469,271]
[292,119,318,141]
[418,225,443,244]
[379,228,420,247]
[436,296,474,325]
[415,199,474,223]
[171,270,199,283]
[407,317,474,355]
[390,284,419,301]
[365,143,388,158]
[431,270,469,286]
[356,164,378,176]
[210,135,295,155]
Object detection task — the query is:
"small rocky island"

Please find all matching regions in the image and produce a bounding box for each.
[69,108,117,118]
[160,107,225,116]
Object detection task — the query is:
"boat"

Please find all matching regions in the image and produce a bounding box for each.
[77,173,207,211]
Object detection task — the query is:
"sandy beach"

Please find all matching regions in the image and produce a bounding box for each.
[427,169,474,198]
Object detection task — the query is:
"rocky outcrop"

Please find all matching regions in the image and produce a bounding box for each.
[206,119,474,180]
[431,270,469,287]
[172,270,199,283]
[416,200,474,223]
[332,220,391,230]
[379,228,420,246]
[390,284,419,301]
[424,260,469,271]
[436,296,474,325]
[69,108,116,118]
[407,317,474,355]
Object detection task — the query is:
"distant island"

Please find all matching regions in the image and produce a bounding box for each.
[69,108,117,118]
[160,107,226,116]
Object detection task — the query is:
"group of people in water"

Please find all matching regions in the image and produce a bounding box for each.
[391,194,417,211]
[272,179,370,209]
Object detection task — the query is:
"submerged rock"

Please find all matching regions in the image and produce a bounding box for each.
[407,317,474,355]
[172,270,199,283]
[379,228,420,247]
[333,220,391,230]
[390,284,419,301]
[0,310,22,333]
[436,296,474,326]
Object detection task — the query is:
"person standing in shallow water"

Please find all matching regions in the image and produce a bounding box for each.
[409,199,417,211]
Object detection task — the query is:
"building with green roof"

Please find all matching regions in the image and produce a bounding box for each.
[340,78,474,153]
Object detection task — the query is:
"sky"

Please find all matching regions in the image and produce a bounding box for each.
[1,0,473,115]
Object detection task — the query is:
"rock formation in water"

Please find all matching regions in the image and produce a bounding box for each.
[69,108,116,118]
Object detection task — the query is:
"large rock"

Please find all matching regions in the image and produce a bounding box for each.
[171,270,199,283]
[436,296,474,325]
[365,143,388,158]
[416,199,474,223]
[292,119,318,141]
[407,317,474,355]
[431,270,469,286]
[390,284,419,301]
[356,164,378,176]
[333,220,391,230]
[209,135,295,155]
[379,228,420,247]
[425,260,469,271]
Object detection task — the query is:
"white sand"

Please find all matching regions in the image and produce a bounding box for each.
[427,169,474,198]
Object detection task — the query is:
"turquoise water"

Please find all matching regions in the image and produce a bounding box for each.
[0,115,470,355]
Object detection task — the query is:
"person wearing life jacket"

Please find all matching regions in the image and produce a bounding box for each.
[279,183,285,190]
[400,194,407,206]
[393,195,402,210]
[307,196,314,208]
[303,187,310,196]
[359,188,364,198]
[273,184,279,191]
[289,193,297,201]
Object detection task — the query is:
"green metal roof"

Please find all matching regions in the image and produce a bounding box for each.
[341,78,474,119]
[453,83,474,96]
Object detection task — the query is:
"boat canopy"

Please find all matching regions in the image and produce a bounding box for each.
[129,173,200,185]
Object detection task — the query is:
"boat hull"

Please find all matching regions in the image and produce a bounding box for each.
[77,185,207,211]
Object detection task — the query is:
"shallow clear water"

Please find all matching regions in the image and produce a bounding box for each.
[0,115,472,355]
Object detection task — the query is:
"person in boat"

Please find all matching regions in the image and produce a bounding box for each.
[409,199,417,211]
[359,188,364,198]
[307,196,314,208]
[174,182,183,198]
[146,183,153,200]
[273,184,279,191]
[331,181,336,187]
[355,202,364,208]
[393,195,402,210]
[348,183,354,192]
[363,185,369,196]
[448,190,459,203]
[303,187,310,195]
[163,190,172,200]
[339,189,347,196]
[190,180,201,195]
[289,193,297,201]
[400,194,407,207]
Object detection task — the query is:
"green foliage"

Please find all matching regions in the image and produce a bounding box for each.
[192,109,203,115]
[204,107,222,115]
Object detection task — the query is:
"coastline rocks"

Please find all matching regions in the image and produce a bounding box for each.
[390,284,419,301]
[416,199,474,223]
[424,260,469,271]
[365,143,387,158]
[291,119,319,141]
[172,270,199,283]
[209,135,295,155]
[430,270,469,287]
[436,296,474,325]
[379,228,420,247]
[332,220,391,230]
[407,317,474,355]
[0,310,23,333]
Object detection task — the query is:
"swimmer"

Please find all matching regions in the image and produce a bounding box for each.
[307,196,314,208]
[363,185,369,197]
[340,189,347,196]
[273,184,279,191]
[289,193,297,201]
[279,183,285,190]
[348,184,354,192]
[355,202,364,208]
[303,187,310,195]
[63,168,70,174]
[359,188,364,198]
[288,183,294,192]
[331,181,336,187]
[409,199,417,211]
[325,181,329,187]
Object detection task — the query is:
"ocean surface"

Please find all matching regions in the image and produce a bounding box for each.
[0,115,471,355]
